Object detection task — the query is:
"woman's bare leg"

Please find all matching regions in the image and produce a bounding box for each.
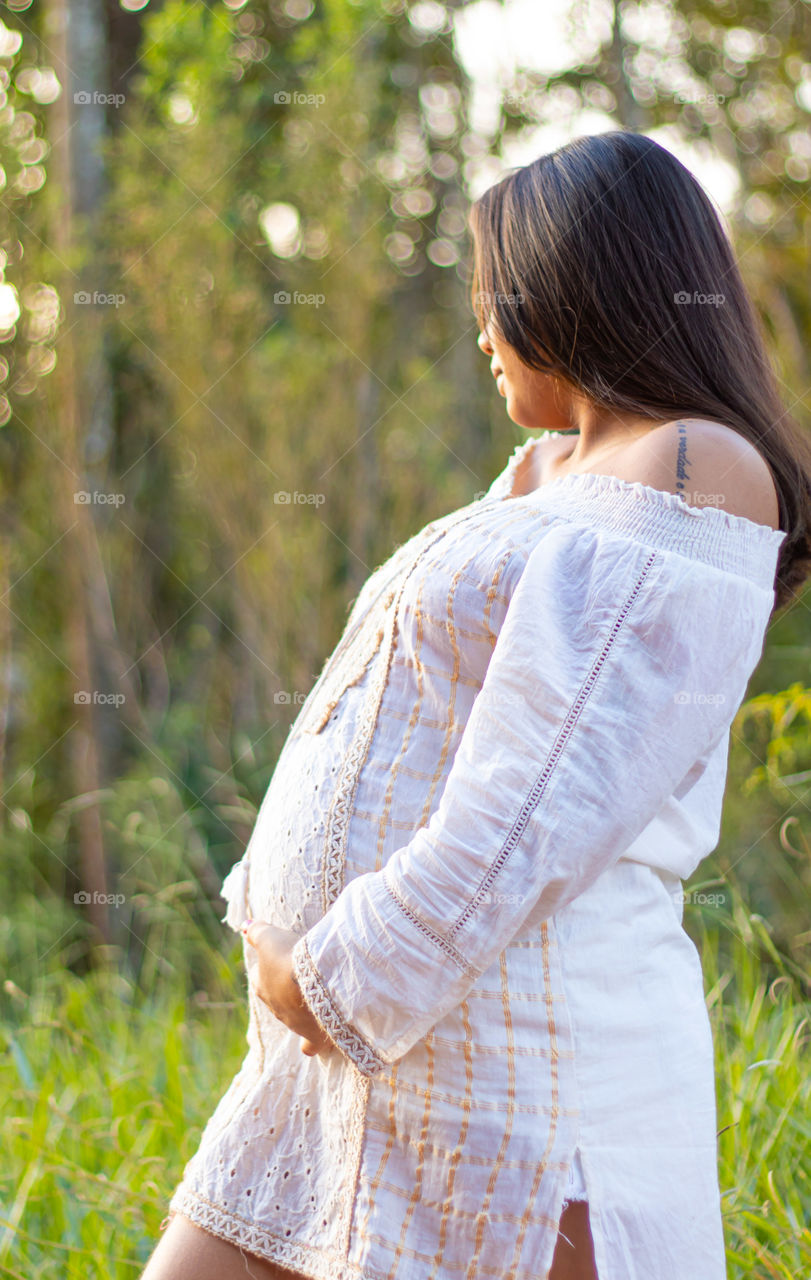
[549,1200,599,1280]
[139,1213,309,1280]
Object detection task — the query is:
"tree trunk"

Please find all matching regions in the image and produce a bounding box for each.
[47,0,115,943]
[609,0,646,130]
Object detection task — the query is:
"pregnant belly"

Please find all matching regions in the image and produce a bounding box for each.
[244,676,372,933]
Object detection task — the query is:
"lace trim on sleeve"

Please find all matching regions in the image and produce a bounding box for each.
[291,934,387,1079]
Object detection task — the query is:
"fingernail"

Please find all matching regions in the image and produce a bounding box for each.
[241,916,253,933]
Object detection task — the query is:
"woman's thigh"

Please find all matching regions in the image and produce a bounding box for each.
[549,1200,599,1280]
[139,1213,308,1280]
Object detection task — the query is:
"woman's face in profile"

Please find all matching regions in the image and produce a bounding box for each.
[477,319,569,433]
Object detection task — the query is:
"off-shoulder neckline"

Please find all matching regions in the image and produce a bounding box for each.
[500,433,785,543]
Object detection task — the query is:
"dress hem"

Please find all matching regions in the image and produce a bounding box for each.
[167,1185,391,1280]
[167,1173,583,1280]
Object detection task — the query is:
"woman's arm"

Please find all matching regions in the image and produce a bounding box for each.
[287,519,779,1077]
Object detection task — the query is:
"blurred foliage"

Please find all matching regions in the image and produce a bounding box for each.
[0,958,248,1276]
[0,17,59,435]
[696,889,811,1278]
[715,683,811,960]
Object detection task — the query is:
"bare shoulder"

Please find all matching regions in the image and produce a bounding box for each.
[625,418,781,531]
[533,430,576,481]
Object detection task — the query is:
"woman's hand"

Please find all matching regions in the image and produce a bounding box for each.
[242,919,334,1059]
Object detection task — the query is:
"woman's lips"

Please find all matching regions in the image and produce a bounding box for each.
[490,363,505,394]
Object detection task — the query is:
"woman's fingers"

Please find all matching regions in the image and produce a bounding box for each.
[242,918,274,951]
[241,918,335,1058]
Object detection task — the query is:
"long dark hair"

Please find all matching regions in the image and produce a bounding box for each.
[469,130,811,616]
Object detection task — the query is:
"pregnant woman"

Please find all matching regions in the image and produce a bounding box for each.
[141,131,811,1280]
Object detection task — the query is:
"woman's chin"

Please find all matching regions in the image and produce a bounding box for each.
[504,397,541,431]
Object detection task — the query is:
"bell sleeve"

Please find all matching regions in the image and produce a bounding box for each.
[290,519,778,1077]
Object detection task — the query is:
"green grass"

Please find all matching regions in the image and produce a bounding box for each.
[696,898,811,1278]
[0,893,808,1278]
[0,947,248,1279]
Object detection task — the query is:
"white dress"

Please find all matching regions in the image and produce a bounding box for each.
[167,433,786,1280]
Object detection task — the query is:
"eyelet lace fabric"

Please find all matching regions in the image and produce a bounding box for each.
[168,441,786,1280]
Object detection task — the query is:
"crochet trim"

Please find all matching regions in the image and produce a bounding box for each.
[381,861,473,972]
[291,935,387,1078]
[319,571,411,916]
[166,1186,391,1280]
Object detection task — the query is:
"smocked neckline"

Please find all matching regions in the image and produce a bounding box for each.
[499,433,785,544]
